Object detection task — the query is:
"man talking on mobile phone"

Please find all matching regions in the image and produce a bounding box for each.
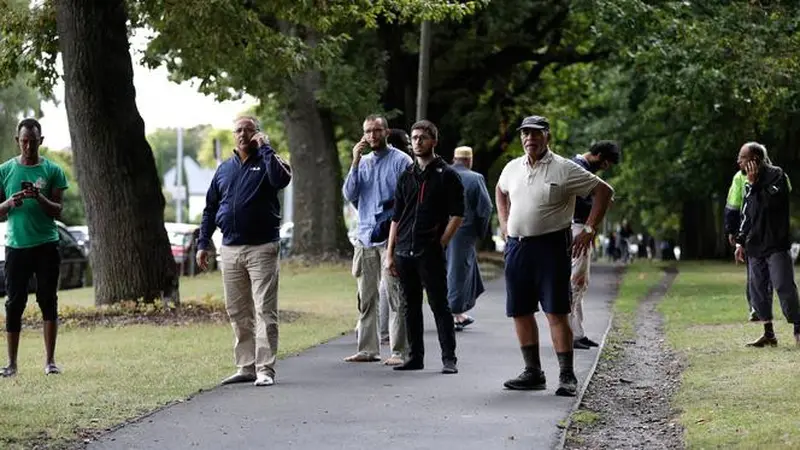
[0,118,68,378]
[342,114,412,365]
[196,115,292,387]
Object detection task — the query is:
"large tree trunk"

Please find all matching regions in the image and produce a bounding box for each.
[282,70,350,259]
[55,0,178,305]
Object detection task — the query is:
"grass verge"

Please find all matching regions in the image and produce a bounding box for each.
[659,261,800,449]
[566,260,667,444]
[603,261,666,357]
[0,261,358,449]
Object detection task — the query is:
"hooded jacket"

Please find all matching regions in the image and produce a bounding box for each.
[736,164,792,258]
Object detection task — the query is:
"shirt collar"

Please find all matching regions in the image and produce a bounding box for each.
[522,149,553,167]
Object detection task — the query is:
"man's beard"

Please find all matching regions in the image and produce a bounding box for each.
[589,161,604,172]
[414,147,433,157]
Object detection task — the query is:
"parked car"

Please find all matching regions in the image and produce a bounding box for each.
[0,221,90,297]
[279,221,293,257]
[165,222,218,275]
[67,225,90,255]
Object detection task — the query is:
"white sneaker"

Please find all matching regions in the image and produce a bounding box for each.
[254,373,275,386]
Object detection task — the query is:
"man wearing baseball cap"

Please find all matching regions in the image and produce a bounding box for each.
[496,115,614,396]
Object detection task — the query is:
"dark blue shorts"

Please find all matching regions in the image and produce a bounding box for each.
[504,228,572,317]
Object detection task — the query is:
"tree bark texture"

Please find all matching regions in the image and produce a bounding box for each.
[282,70,351,259]
[55,0,178,305]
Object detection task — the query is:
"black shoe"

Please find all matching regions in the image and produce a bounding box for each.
[573,339,591,350]
[454,323,464,332]
[458,316,475,328]
[442,360,458,374]
[393,359,424,371]
[746,334,778,347]
[503,368,546,391]
[555,372,578,397]
[579,337,599,347]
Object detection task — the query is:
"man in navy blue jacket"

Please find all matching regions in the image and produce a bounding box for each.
[196,115,292,387]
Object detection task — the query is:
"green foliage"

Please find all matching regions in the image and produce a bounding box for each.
[0,75,43,162]
[39,147,85,226]
[147,125,209,179]
[0,1,58,97]
[196,100,289,168]
[528,1,800,242]
[130,1,487,102]
[196,128,235,168]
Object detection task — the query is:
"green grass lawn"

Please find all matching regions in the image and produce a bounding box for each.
[661,261,800,449]
[0,262,359,449]
[611,261,667,340]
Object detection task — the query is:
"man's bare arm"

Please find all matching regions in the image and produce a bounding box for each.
[495,185,510,240]
[36,188,64,218]
[584,182,613,230]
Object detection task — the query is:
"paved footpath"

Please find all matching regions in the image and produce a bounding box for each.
[88,265,620,450]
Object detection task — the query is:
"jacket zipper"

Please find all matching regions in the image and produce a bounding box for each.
[233,158,243,236]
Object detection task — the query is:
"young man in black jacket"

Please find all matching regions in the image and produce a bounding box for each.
[734,142,800,346]
[385,120,465,374]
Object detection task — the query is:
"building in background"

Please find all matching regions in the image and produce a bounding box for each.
[163,157,215,223]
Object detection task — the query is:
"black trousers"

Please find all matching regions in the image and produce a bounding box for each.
[748,251,800,323]
[396,249,456,364]
[745,256,773,313]
[4,242,60,332]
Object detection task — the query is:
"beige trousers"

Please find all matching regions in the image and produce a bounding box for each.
[352,243,406,358]
[570,223,592,340]
[221,241,280,377]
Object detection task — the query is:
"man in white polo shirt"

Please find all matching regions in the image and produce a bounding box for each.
[496,115,614,397]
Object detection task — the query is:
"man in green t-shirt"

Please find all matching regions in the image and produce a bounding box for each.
[0,118,68,378]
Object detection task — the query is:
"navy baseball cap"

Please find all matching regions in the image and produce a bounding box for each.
[517,115,550,131]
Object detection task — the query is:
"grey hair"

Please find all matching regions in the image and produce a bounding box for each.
[744,142,772,165]
[234,115,261,130]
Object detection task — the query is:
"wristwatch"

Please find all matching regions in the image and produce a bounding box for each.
[582,224,595,235]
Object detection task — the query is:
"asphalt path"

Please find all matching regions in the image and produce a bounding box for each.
[88,265,619,450]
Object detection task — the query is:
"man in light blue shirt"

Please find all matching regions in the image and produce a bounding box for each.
[342,114,412,365]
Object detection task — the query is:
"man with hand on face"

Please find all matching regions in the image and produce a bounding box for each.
[496,115,613,397]
[196,115,292,387]
[725,150,776,322]
[0,118,68,378]
[385,120,464,374]
[570,140,620,350]
[734,142,800,347]
[342,114,412,365]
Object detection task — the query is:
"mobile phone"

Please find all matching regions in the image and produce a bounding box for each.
[21,181,33,190]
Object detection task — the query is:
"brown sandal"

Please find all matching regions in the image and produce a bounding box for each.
[344,353,380,362]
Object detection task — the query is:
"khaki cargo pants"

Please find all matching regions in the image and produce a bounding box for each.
[352,243,407,359]
[221,241,280,377]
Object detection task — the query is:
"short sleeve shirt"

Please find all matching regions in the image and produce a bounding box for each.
[497,151,603,237]
[0,157,69,248]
